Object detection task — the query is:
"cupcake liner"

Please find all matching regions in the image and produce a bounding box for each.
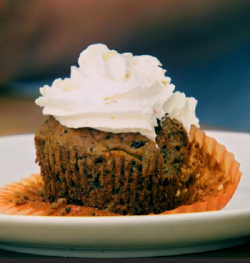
[0,127,242,216]
[159,127,242,215]
[0,174,119,217]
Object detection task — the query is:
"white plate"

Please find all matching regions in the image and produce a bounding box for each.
[0,131,250,258]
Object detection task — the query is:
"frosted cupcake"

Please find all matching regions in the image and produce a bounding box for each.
[32,44,241,215]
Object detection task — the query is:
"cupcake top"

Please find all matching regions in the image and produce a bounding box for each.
[35,43,199,141]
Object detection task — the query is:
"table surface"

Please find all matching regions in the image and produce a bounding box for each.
[0,94,249,258]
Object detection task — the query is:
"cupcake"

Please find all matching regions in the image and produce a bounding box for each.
[32,44,241,216]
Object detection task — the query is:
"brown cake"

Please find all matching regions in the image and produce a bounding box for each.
[34,115,229,215]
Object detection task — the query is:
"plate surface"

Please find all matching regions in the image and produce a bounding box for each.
[0,131,250,258]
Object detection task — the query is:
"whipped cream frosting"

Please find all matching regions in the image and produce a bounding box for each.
[35,43,199,141]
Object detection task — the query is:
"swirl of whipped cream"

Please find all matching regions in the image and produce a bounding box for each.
[163,92,200,134]
[35,43,199,141]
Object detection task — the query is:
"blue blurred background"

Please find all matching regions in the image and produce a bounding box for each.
[1,0,250,133]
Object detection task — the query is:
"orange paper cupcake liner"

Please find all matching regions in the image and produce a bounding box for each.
[0,128,242,216]
[0,174,119,217]
[159,127,242,215]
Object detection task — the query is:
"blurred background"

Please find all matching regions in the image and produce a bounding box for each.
[1,0,250,136]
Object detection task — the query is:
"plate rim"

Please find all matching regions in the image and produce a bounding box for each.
[0,207,250,224]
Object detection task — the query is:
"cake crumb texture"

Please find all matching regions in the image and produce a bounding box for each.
[33,117,237,215]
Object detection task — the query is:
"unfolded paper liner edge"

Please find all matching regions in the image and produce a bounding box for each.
[158,127,242,215]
